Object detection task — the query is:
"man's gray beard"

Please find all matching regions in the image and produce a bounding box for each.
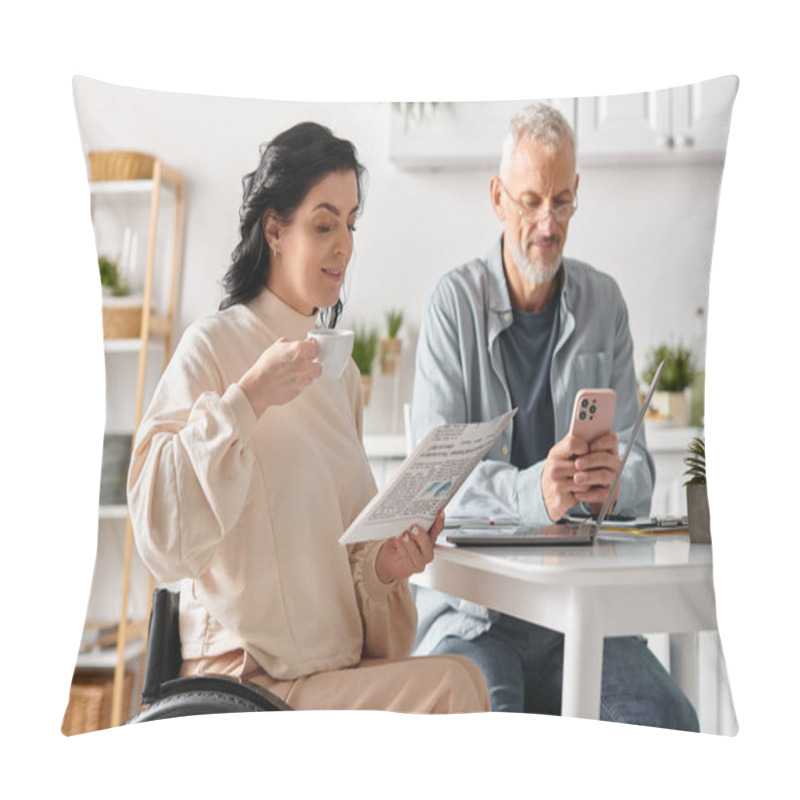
[509,238,562,286]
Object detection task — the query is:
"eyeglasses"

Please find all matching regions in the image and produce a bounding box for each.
[497,178,578,224]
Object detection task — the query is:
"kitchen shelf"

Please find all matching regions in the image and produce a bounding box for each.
[77,639,144,670]
[103,335,165,354]
[83,150,184,729]
[98,504,128,521]
[90,178,178,196]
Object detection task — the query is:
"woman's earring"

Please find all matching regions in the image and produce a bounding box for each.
[273,247,278,258]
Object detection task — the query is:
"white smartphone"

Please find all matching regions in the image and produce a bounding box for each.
[569,388,616,444]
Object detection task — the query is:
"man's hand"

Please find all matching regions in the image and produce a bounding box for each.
[375,510,445,584]
[542,432,621,521]
[542,435,584,521]
[573,432,621,516]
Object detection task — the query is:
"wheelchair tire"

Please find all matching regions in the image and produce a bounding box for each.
[126,676,292,723]
[126,689,275,722]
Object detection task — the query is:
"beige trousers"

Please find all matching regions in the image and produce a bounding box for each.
[181,649,490,714]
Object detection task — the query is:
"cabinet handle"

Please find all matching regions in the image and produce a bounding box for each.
[676,134,695,148]
[658,135,675,149]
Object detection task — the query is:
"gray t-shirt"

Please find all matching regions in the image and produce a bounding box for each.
[498,287,560,469]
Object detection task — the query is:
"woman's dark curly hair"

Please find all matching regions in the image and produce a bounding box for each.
[219,121,367,327]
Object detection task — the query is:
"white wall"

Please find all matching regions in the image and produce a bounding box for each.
[74,77,722,434]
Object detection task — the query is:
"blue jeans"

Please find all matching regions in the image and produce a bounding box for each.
[430,613,699,730]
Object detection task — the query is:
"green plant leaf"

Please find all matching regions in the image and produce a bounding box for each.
[98,255,119,288]
[642,342,696,391]
[683,435,706,485]
[352,325,379,375]
[386,308,403,338]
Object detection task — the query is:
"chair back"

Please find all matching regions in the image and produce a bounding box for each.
[141,587,183,705]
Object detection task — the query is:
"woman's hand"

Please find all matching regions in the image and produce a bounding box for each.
[238,337,322,418]
[375,510,445,584]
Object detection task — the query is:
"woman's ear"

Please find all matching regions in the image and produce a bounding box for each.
[262,212,282,252]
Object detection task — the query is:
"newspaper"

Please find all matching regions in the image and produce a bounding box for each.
[339,409,516,545]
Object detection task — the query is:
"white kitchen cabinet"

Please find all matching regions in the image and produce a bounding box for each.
[576,87,672,157]
[577,75,738,162]
[388,76,737,170]
[671,76,740,155]
[388,98,577,170]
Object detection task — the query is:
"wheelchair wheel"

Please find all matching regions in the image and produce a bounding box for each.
[126,675,292,723]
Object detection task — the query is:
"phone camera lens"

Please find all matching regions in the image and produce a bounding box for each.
[581,399,589,409]
[589,405,597,414]
[579,411,587,420]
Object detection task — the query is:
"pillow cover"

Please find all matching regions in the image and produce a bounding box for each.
[65,75,738,741]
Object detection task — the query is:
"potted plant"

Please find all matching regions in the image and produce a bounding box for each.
[99,254,129,297]
[352,325,379,406]
[642,343,696,426]
[380,308,404,376]
[684,435,711,544]
[99,255,142,339]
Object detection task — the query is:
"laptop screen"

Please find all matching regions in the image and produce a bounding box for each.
[594,359,664,528]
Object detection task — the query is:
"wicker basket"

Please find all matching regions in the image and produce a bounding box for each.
[61,670,134,736]
[102,298,143,339]
[88,150,156,182]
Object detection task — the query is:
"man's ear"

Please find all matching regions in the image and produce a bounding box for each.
[489,176,505,222]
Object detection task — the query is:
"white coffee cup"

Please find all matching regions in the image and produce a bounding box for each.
[307,328,354,380]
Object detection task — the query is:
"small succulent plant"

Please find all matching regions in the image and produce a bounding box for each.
[683,436,706,486]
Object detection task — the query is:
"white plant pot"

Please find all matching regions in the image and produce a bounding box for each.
[380,338,402,376]
[652,391,688,426]
[361,374,373,406]
[686,484,711,544]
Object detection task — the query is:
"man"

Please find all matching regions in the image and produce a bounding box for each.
[410,103,699,730]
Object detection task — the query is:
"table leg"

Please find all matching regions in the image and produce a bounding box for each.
[561,594,604,720]
[669,632,698,708]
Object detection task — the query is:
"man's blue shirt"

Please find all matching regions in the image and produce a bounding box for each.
[410,237,655,655]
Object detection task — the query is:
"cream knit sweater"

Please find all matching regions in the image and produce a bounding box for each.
[128,288,416,680]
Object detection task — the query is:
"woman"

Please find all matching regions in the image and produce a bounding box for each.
[128,122,489,713]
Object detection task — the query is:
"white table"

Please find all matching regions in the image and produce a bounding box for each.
[411,534,718,720]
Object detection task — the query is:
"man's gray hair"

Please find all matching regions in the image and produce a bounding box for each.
[499,102,575,180]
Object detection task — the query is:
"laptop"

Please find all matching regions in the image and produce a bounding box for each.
[446,360,665,547]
